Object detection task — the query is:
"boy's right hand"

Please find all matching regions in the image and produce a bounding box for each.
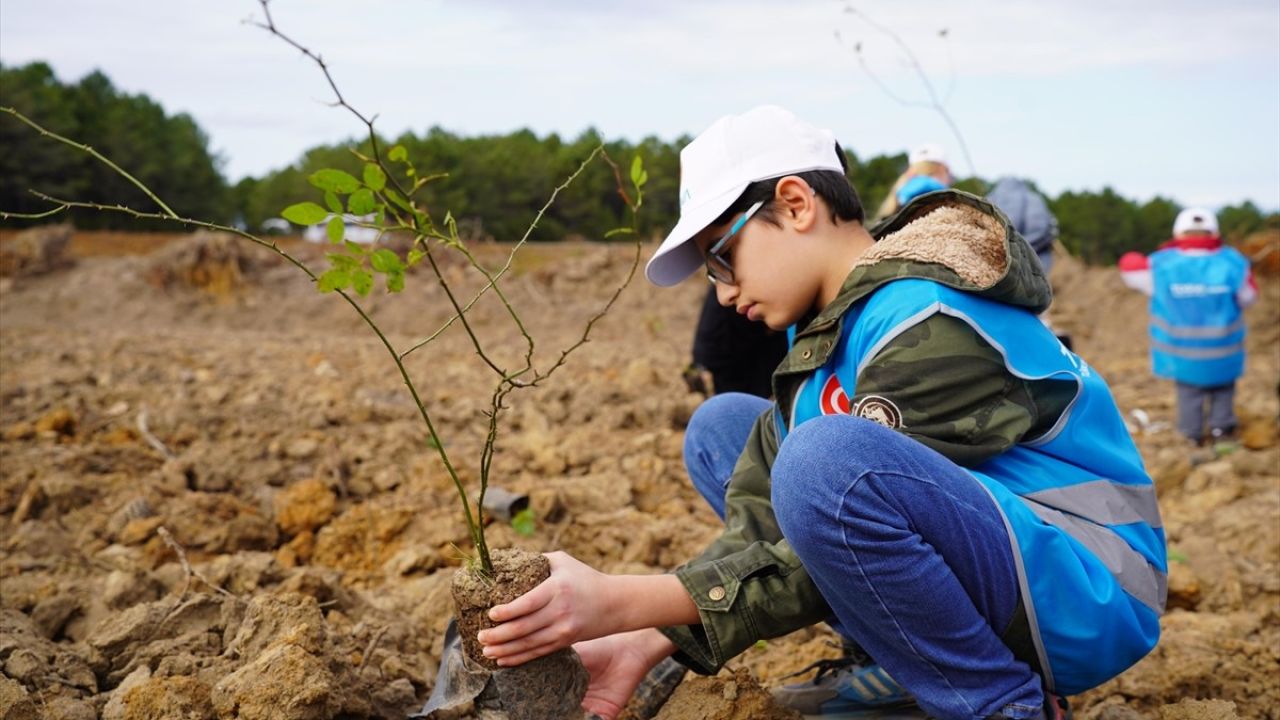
[479,551,698,668]
[479,551,618,665]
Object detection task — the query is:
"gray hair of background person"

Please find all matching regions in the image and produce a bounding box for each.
[987,177,1059,274]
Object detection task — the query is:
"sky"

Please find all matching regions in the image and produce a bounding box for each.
[2,0,1278,210]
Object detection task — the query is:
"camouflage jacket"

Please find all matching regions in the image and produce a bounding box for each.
[661,190,1074,674]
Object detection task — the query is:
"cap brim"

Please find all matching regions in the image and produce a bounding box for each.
[645,183,748,286]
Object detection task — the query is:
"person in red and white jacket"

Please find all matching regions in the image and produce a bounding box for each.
[1119,208,1258,444]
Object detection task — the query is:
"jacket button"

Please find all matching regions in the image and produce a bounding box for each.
[801,349,812,360]
[708,586,726,601]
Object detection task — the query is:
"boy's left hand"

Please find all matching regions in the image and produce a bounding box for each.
[575,631,671,720]
[478,551,618,666]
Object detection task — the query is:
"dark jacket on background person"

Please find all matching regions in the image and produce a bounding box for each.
[987,177,1058,274]
[691,286,789,398]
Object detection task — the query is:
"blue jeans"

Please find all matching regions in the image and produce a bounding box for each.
[684,393,1044,720]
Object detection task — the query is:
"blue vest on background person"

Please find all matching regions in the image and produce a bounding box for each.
[782,278,1165,696]
[1149,247,1249,388]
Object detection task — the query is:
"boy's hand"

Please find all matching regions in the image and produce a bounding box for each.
[478,551,618,666]
[575,630,672,719]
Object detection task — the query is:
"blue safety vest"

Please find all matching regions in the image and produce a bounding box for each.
[1149,248,1249,387]
[783,278,1165,695]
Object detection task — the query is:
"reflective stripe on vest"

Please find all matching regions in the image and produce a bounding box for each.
[1150,340,1245,360]
[1024,480,1162,529]
[1023,502,1167,614]
[1150,315,1245,339]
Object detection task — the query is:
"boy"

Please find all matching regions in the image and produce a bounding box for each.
[1119,208,1257,446]
[477,106,1165,720]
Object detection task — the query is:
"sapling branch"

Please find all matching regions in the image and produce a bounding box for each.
[419,240,515,381]
[251,0,412,203]
[838,4,977,178]
[1,109,179,218]
[400,144,609,361]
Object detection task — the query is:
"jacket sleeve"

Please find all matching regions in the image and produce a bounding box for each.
[852,313,1067,467]
[659,406,833,675]
[1118,251,1154,296]
[1237,267,1259,308]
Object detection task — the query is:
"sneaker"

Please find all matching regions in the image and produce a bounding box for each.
[1208,427,1240,457]
[772,655,921,719]
[1045,693,1072,720]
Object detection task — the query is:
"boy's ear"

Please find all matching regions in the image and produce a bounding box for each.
[774,176,817,232]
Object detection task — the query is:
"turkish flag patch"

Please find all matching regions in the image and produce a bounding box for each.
[819,374,852,416]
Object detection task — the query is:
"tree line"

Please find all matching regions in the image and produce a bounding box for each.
[2,62,1274,265]
[0,63,230,229]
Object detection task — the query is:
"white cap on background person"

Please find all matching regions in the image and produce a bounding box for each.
[1172,207,1219,236]
[908,143,948,168]
[646,105,843,287]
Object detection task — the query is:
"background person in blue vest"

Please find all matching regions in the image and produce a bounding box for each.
[1119,208,1259,445]
[476,106,1164,720]
[872,142,953,222]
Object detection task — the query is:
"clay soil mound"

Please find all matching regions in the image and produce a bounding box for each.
[1,231,1277,719]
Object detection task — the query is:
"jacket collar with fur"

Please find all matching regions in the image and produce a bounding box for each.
[797,189,1053,342]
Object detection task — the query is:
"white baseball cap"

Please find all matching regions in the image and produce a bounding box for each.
[908,143,948,167]
[1172,207,1219,236]
[645,105,843,287]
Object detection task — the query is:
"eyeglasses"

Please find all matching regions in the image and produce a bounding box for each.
[705,200,764,284]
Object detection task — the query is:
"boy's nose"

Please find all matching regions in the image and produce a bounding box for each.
[714,280,738,307]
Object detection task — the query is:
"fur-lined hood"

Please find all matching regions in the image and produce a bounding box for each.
[801,190,1052,336]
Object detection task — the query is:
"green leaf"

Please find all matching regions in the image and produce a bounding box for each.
[511,508,536,538]
[309,168,361,194]
[388,145,408,162]
[282,202,329,226]
[386,270,405,293]
[343,240,367,256]
[326,253,360,271]
[324,191,343,214]
[385,189,411,212]
[363,163,387,192]
[630,155,646,188]
[604,227,635,238]
[348,188,377,215]
[326,216,344,244]
[407,248,425,267]
[317,268,349,293]
[370,248,404,274]
[351,269,374,296]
